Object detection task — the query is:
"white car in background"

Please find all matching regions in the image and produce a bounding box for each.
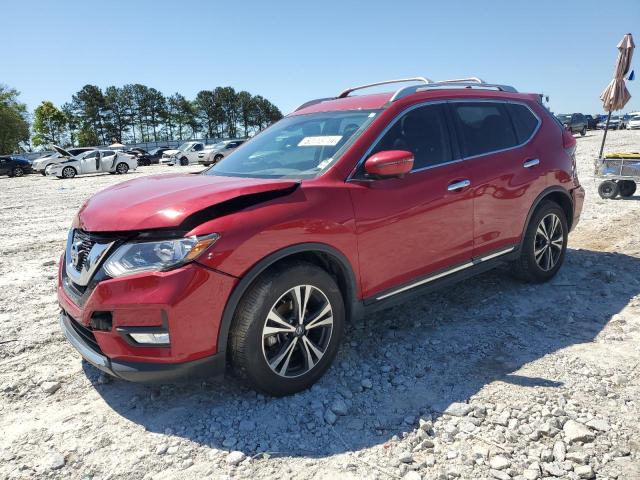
[197,139,246,166]
[45,146,137,179]
[628,115,640,130]
[160,141,206,166]
[32,147,94,174]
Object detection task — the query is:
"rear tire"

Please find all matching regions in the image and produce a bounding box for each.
[580,126,586,136]
[618,180,636,197]
[62,166,76,179]
[115,163,129,174]
[598,180,619,199]
[512,201,568,283]
[229,262,345,396]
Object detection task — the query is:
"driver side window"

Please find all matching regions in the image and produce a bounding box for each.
[370,104,452,171]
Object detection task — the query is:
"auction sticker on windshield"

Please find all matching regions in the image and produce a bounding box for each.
[298,136,342,147]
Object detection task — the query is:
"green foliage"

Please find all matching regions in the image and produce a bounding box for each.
[32,101,68,146]
[0,84,30,154]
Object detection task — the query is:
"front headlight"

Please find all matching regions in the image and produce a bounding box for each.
[103,234,219,278]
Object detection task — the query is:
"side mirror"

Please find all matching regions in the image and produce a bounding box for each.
[364,150,414,178]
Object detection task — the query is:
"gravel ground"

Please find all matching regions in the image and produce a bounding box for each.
[1,130,640,480]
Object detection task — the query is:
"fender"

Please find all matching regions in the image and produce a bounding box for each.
[214,242,361,357]
[520,185,574,247]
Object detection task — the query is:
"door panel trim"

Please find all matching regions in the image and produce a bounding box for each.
[373,246,515,301]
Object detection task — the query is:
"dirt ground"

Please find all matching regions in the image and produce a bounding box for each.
[1,130,639,480]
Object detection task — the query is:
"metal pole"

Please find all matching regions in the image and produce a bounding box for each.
[598,111,612,159]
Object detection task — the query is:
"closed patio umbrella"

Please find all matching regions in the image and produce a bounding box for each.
[109,142,126,149]
[598,33,635,158]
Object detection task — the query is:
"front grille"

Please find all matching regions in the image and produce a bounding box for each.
[72,230,96,272]
[68,315,103,355]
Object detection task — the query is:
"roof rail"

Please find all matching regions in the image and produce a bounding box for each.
[390,80,518,102]
[293,97,335,112]
[337,77,434,98]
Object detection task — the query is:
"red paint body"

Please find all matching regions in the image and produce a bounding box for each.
[58,87,584,370]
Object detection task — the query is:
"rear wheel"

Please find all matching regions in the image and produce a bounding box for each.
[512,201,568,283]
[229,262,344,396]
[62,166,76,179]
[580,126,586,136]
[598,180,619,199]
[180,157,188,166]
[116,163,129,174]
[618,180,636,197]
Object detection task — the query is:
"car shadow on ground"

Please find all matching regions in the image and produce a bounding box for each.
[85,247,640,457]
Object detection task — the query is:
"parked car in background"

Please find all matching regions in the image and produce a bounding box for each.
[148,147,171,164]
[0,156,33,177]
[556,113,587,136]
[628,115,640,130]
[198,139,246,166]
[597,114,629,130]
[125,148,152,166]
[45,146,137,179]
[32,147,94,174]
[160,141,206,165]
[58,77,584,395]
[584,114,598,130]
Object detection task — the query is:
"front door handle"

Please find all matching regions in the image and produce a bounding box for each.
[447,179,471,191]
[523,158,540,168]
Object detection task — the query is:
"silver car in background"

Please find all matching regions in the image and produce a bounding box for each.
[197,139,246,166]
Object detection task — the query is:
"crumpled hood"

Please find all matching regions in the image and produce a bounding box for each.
[75,173,299,232]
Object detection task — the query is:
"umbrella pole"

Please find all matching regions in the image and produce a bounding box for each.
[598,111,612,159]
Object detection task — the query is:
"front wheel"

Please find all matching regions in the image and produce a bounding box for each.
[598,180,619,199]
[115,162,129,174]
[213,154,224,164]
[180,157,188,166]
[580,126,586,136]
[62,166,76,179]
[229,262,345,396]
[512,201,568,283]
[12,167,24,177]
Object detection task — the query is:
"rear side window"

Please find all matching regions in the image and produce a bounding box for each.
[507,104,539,143]
[450,102,518,157]
[370,104,452,170]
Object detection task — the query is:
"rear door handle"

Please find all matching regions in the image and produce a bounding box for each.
[447,179,471,191]
[523,158,540,168]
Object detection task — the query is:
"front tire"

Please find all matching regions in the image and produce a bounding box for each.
[580,126,586,136]
[598,180,619,199]
[512,201,568,283]
[12,167,24,177]
[62,166,76,179]
[180,157,188,166]
[213,154,223,164]
[229,262,345,396]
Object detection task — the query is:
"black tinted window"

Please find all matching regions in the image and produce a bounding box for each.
[451,102,518,157]
[507,104,539,143]
[371,104,452,170]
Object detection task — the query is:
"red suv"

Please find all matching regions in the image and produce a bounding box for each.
[58,77,584,396]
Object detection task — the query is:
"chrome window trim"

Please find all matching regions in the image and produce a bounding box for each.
[346,98,542,181]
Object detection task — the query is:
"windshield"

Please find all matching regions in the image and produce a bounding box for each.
[556,114,571,122]
[176,143,193,151]
[206,110,380,179]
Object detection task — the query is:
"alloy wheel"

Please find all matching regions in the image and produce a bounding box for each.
[13,167,24,177]
[261,285,333,378]
[62,167,75,178]
[534,213,563,271]
[116,163,129,174]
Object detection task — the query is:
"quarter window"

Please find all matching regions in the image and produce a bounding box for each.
[369,104,452,170]
[450,102,518,157]
[507,104,539,143]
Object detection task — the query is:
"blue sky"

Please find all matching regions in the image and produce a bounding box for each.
[2,0,639,116]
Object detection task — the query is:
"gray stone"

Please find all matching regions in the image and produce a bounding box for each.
[324,409,337,425]
[444,402,472,417]
[238,419,255,431]
[155,444,168,455]
[586,419,610,432]
[398,451,413,463]
[490,469,511,480]
[489,455,511,470]
[42,452,65,470]
[404,471,421,480]
[222,437,237,448]
[552,441,566,462]
[225,451,246,466]
[563,420,595,444]
[542,462,565,477]
[361,378,373,389]
[330,398,348,416]
[574,465,595,479]
[41,381,61,394]
[565,451,590,464]
[523,469,540,480]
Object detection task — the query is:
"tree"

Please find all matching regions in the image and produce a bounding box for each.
[0,85,29,154]
[62,103,79,147]
[215,86,240,137]
[194,90,222,138]
[237,91,256,137]
[70,85,107,144]
[77,124,99,147]
[104,86,131,143]
[32,101,68,146]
